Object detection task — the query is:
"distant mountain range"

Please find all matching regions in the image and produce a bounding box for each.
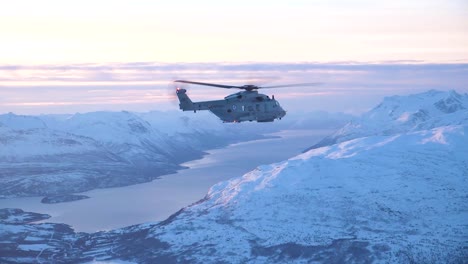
[0,110,351,198]
[305,89,468,151]
[1,89,466,263]
[0,111,254,198]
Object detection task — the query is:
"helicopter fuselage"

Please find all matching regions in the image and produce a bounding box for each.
[176,89,286,123]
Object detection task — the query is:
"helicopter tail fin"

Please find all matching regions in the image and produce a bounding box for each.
[176,88,194,111]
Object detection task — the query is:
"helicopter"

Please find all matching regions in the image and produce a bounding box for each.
[174,80,320,123]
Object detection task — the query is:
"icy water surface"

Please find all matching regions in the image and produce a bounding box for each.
[0,129,332,232]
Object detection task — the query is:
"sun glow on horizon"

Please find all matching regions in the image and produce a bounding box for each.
[1,1,467,114]
[1,0,467,64]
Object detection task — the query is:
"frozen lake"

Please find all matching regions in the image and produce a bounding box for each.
[0,129,332,232]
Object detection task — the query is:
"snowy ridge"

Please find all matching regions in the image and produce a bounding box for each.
[308,90,468,150]
[0,113,47,130]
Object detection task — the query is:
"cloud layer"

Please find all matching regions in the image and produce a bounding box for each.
[1,62,467,114]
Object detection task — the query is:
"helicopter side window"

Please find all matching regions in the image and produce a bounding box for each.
[256,104,260,111]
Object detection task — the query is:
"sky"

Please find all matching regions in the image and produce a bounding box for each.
[0,0,467,115]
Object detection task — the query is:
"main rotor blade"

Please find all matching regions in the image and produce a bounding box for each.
[260,83,323,89]
[174,80,242,89]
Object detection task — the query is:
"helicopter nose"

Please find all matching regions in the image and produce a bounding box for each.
[280,110,286,118]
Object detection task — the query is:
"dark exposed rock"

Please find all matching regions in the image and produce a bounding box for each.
[0,208,50,224]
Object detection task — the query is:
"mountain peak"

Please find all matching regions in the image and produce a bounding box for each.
[433,90,465,113]
[0,112,47,130]
[308,90,468,150]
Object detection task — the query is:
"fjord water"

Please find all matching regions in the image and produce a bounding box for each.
[0,129,331,232]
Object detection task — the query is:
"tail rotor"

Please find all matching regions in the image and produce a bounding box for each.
[166,78,188,106]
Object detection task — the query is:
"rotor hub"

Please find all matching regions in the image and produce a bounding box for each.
[242,85,259,91]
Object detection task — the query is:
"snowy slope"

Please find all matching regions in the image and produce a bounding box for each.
[308,90,468,150]
[47,111,166,145]
[0,113,47,130]
[141,124,467,263]
[0,124,138,198]
[44,111,177,164]
[0,127,105,159]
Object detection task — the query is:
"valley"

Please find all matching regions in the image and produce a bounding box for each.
[0,129,332,232]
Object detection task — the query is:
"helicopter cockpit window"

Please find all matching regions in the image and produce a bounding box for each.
[225,92,243,100]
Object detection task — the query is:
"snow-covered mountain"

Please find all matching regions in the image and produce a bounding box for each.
[0,111,266,198]
[307,90,468,150]
[44,111,178,164]
[0,114,169,198]
[0,113,47,130]
[146,125,465,262]
[1,90,466,263]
